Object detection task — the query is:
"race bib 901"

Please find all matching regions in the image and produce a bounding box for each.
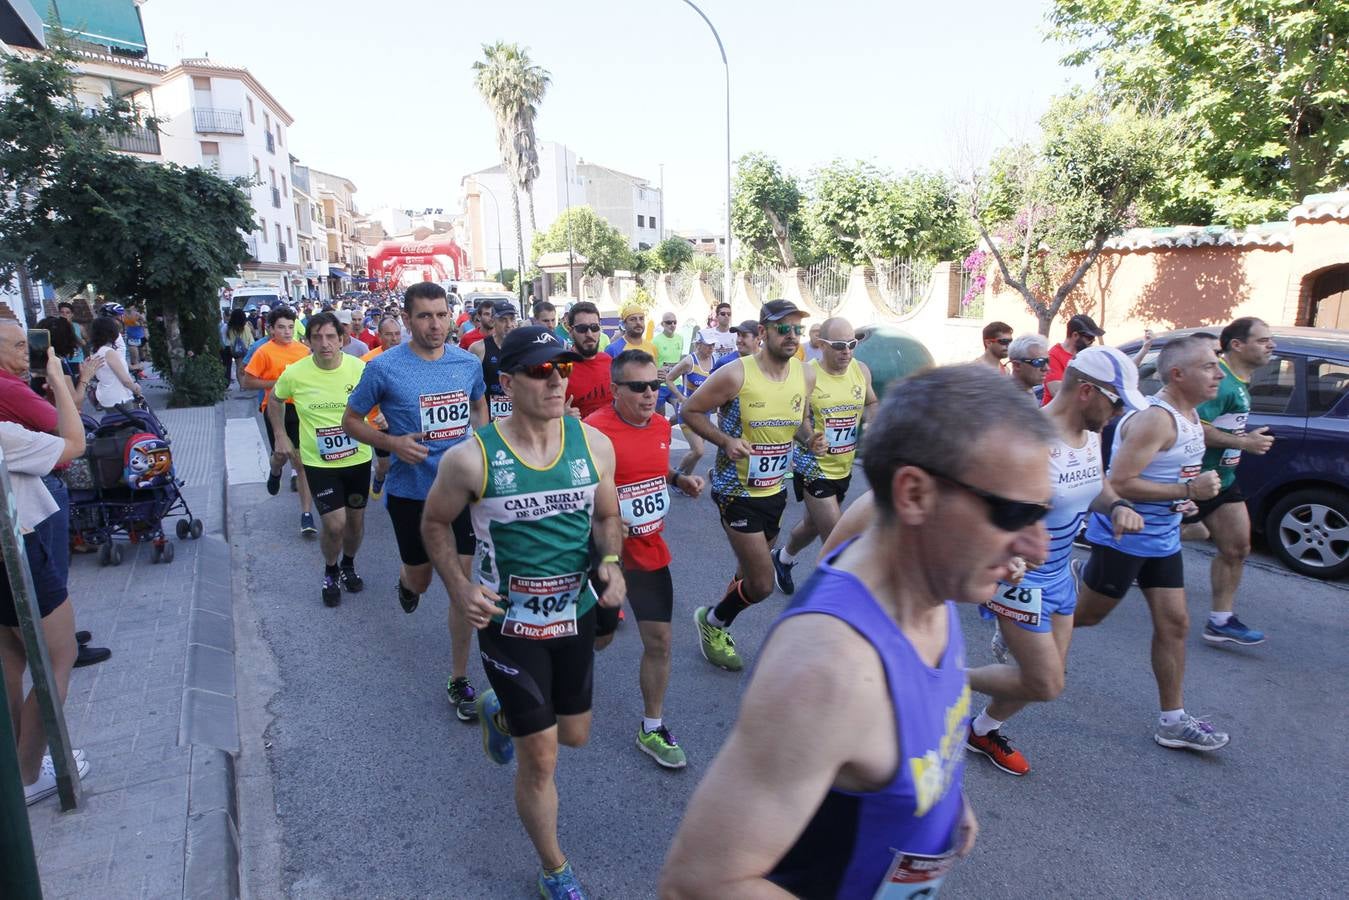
[419,390,470,442]
[315,425,359,462]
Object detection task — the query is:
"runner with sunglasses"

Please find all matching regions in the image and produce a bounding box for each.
[662,365,1054,898]
[1007,333,1050,400]
[663,330,716,480]
[965,347,1146,775]
[343,283,489,722]
[651,313,686,418]
[1075,334,1231,752]
[771,317,878,594]
[586,349,705,769]
[563,301,613,418]
[420,325,624,899]
[470,299,520,421]
[977,321,1014,372]
[1042,313,1105,404]
[682,299,820,672]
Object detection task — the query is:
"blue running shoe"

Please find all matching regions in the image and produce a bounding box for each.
[1203,615,1265,646]
[538,861,587,900]
[770,547,796,595]
[476,689,514,765]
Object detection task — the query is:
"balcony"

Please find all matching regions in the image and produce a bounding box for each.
[105,122,161,155]
[271,187,282,208]
[277,243,287,263]
[193,107,244,135]
[329,252,341,264]
[265,130,275,154]
[324,216,336,229]
[243,234,259,259]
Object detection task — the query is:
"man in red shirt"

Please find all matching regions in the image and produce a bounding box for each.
[563,301,613,417]
[1042,313,1104,405]
[586,348,704,769]
[457,299,495,350]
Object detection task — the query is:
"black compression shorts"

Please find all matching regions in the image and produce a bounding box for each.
[386,494,474,565]
[263,403,301,452]
[476,609,596,737]
[1082,543,1185,600]
[308,460,372,516]
[1181,482,1245,524]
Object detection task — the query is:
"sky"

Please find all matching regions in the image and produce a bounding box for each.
[140,0,1089,231]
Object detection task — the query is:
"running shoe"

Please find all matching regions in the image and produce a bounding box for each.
[447,676,480,722]
[990,623,1010,665]
[266,471,281,496]
[770,547,796,595]
[476,689,514,765]
[397,580,420,614]
[42,748,86,767]
[1070,557,1084,597]
[1154,714,1229,751]
[694,606,742,671]
[966,725,1030,776]
[538,861,587,900]
[26,755,91,806]
[1202,616,1265,646]
[339,566,364,593]
[370,474,385,499]
[290,473,298,493]
[322,574,341,607]
[1071,526,1091,550]
[300,512,317,536]
[637,724,687,769]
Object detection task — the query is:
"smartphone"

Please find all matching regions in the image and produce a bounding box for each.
[27,328,50,373]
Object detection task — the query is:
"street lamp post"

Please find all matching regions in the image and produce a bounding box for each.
[679,0,733,305]
[473,178,506,282]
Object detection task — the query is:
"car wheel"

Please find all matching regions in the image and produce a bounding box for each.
[1264,488,1349,580]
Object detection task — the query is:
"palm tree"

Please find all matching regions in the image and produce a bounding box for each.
[472,42,550,289]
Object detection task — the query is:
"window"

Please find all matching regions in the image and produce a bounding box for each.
[200,141,220,167]
[281,175,287,196]
[253,157,260,179]
[257,218,265,234]
[191,76,211,92]
[247,96,254,123]
[276,125,283,146]
[269,167,276,188]
[1308,360,1349,416]
[1248,355,1297,415]
[274,223,282,243]
[286,227,293,248]
[637,214,645,227]
[264,111,270,131]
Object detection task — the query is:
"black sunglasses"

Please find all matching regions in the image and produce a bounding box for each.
[902,463,1050,531]
[993,337,1013,346]
[1016,357,1049,369]
[770,323,805,336]
[616,379,662,394]
[825,339,859,351]
[515,360,574,379]
[571,323,602,334]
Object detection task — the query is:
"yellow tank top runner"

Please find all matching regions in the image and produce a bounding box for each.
[712,355,806,498]
[795,359,866,482]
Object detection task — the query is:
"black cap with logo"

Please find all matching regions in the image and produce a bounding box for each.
[1068,313,1105,337]
[497,326,581,373]
[760,299,808,322]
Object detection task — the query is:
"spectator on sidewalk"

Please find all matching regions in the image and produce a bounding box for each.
[122,301,148,377]
[220,310,253,388]
[34,317,99,411]
[57,301,86,363]
[89,316,143,410]
[0,347,94,805]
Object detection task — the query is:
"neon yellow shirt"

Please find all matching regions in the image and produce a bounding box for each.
[271,354,371,469]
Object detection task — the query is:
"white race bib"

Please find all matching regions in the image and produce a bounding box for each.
[873,848,958,898]
[419,390,470,442]
[986,581,1042,626]
[489,394,513,421]
[825,415,860,455]
[501,572,584,640]
[315,425,359,463]
[747,442,791,489]
[1172,463,1202,511]
[617,476,669,536]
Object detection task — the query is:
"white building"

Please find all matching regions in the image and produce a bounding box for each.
[461,141,661,279]
[290,159,328,302]
[152,58,299,293]
[312,170,361,294]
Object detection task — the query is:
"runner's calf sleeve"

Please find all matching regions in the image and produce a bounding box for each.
[712,579,753,626]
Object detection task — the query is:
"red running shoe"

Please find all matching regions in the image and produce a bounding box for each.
[966,724,1030,776]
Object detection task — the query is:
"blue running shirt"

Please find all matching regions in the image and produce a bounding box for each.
[346,342,486,500]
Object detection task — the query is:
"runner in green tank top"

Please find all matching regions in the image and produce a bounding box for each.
[680,300,821,672]
[421,326,624,900]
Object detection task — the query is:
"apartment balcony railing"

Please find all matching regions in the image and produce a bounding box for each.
[265,130,275,153]
[105,122,161,155]
[271,187,282,208]
[193,107,244,135]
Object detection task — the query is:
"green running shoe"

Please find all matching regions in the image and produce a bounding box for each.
[538,860,587,900]
[694,606,742,671]
[637,724,687,769]
[476,689,514,765]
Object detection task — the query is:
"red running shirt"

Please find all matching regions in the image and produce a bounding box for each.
[584,404,672,571]
[1042,343,1073,406]
[565,354,613,419]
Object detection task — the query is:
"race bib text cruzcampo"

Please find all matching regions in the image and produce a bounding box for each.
[419,390,469,441]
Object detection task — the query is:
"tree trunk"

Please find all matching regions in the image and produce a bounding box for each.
[763,206,797,268]
[159,303,187,379]
[511,186,526,303]
[1037,309,1054,337]
[527,187,539,238]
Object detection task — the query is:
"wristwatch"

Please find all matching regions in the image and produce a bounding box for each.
[1109,499,1136,512]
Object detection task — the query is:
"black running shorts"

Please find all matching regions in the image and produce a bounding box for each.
[624,565,674,624]
[263,403,301,451]
[1180,482,1245,525]
[714,491,787,541]
[792,473,852,503]
[476,609,596,737]
[1082,543,1185,600]
[308,460,372,516]
[386,494,474,565]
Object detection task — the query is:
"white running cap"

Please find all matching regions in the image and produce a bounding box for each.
[1067,345,1148,410]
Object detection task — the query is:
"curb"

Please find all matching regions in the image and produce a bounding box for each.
[179,403,243,899]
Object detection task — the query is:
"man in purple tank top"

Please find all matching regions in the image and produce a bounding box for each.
[661,365,1056,899]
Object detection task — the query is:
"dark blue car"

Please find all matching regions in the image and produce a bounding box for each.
[1119,327,1349,580]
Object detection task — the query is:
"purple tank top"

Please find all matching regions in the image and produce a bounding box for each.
[767,540,971,898]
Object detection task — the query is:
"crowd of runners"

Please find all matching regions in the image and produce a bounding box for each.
[241,282,1275,898]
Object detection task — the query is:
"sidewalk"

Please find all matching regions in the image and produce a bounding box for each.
[22,392,243,899]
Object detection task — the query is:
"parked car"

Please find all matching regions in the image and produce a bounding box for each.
[1117,327,1349,580]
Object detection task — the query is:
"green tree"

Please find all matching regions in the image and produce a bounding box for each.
[807,162,970,267]
[472,42,551,290]
[731,152,810,269]
[1,47,254,405]
[1052,0,1349,224]
[970,91,1180,335]
[531,206,636,277]
[653,236,694,272]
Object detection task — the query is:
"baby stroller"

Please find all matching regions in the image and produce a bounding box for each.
[65,400,203,566]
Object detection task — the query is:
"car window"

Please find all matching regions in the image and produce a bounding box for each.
[1136,350,1163,396]
[1307,360,1349,416]
[1248,355,1297,415]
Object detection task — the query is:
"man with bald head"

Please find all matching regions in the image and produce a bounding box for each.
[771,316,879,594]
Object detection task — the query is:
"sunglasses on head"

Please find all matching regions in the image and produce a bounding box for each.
[571,323,602,334]
[770,323,805,336]
[1017,356,1049,369]
[825,338,859,351]
[903,463,1050,531]
[616,379,662,394]
[516,360,574,379]
[1090,382,1124,410]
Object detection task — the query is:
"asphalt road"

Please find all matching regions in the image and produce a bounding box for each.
[228,406,1348,899]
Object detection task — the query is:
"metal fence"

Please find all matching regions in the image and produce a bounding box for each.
[956,266,984,318]
[798,255,849,313]
[875,257,934,316]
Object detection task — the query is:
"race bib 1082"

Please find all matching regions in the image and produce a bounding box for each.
[419,390,470,442]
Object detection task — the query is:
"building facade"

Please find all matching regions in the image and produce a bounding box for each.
[312,170,360,295]
[291,159,329,302]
